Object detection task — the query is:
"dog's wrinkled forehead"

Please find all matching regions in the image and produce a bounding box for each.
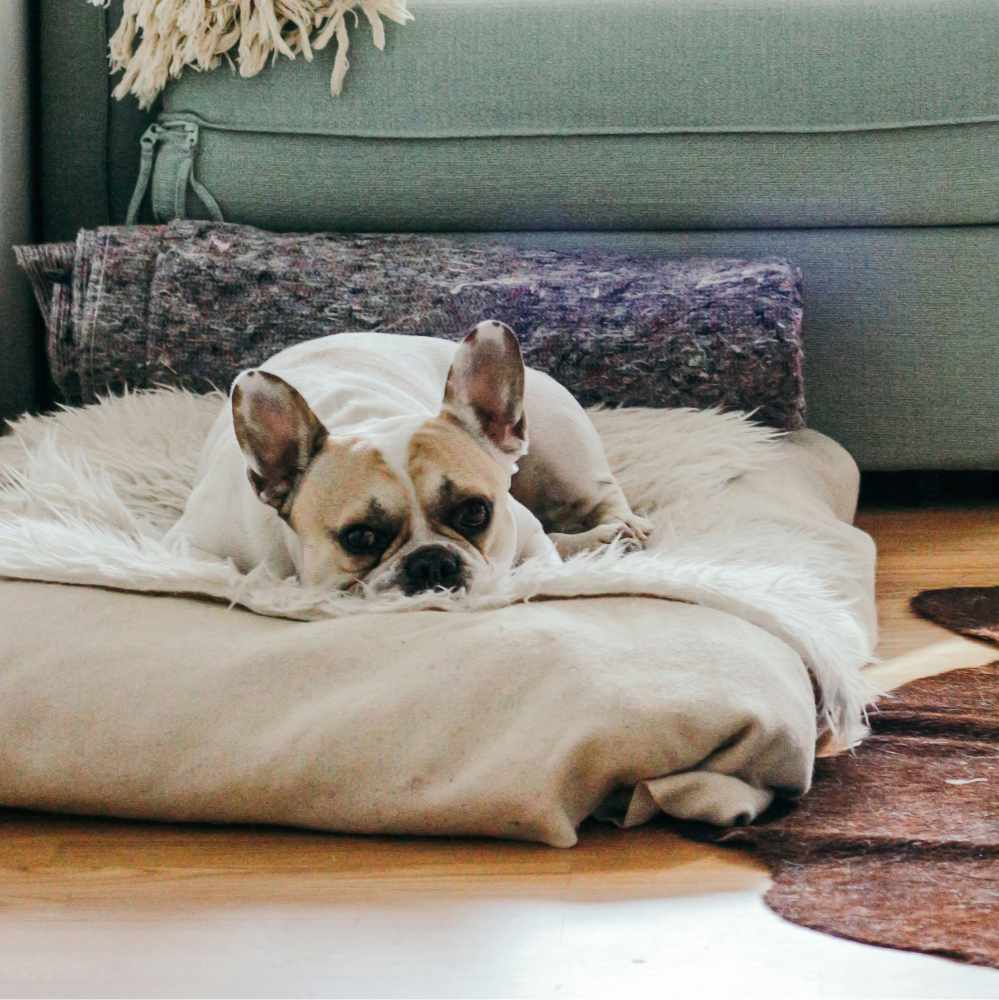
[291,435,411,533]
[407,415,509,509]
[292,414,505,532]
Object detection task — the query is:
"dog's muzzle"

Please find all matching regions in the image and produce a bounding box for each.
[401,545,466,595]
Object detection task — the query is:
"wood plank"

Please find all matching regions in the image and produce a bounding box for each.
[858,504,999,673]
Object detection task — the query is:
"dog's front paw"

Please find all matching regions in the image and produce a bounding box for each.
[549,514,653,558]
[614,512,654,547]
[549,526,613,558]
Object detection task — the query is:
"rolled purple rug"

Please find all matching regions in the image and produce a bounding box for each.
[16,222,805,429]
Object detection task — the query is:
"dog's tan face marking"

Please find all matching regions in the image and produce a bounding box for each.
[289,439,411,588]
[287,418,512,591]
[407,416,511,561]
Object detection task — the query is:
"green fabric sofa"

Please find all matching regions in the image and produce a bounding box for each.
[23,0,999,469]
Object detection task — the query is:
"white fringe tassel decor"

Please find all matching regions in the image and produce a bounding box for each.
[86,0,414,108]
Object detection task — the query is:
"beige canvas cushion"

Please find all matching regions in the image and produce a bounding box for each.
[0,421,874,845]
[0,582,815,846]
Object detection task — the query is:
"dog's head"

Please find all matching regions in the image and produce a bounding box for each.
[231,321,528,594]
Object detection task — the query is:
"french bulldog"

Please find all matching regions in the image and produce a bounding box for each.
[167,322,652,595]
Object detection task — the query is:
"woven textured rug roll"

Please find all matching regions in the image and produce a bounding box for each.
[15,222,805,429]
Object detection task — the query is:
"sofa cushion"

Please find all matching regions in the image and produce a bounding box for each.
[169,0,999,138]
[150,0,999,231]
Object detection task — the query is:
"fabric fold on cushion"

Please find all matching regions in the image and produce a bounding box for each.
[0,583,817,845]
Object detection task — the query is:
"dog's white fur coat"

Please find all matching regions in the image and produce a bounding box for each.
[0,389,876,744]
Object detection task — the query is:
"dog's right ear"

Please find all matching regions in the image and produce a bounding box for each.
[231,370,328,516]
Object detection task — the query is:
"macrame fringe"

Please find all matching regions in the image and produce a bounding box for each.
[86,0,413,108]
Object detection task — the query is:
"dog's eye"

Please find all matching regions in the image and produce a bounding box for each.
[452,498,492,535]
[340,524,384,555]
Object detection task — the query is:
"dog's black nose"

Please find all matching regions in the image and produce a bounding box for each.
[402,545,464,594]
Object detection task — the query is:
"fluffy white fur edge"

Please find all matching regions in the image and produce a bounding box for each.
[0,389,876,744]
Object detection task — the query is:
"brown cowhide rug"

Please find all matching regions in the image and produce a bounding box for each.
[913,587,999,646]
[716,591,999,969]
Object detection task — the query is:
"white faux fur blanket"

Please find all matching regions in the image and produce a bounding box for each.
[0,390,875,745]
[87,0,413,107]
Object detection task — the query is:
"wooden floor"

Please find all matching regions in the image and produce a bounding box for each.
[2,505,999,998]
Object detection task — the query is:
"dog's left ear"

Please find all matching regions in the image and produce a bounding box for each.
[443,320,527,459]
[231,370,328,515]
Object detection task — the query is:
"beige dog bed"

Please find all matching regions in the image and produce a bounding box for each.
[0,391,876,844]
